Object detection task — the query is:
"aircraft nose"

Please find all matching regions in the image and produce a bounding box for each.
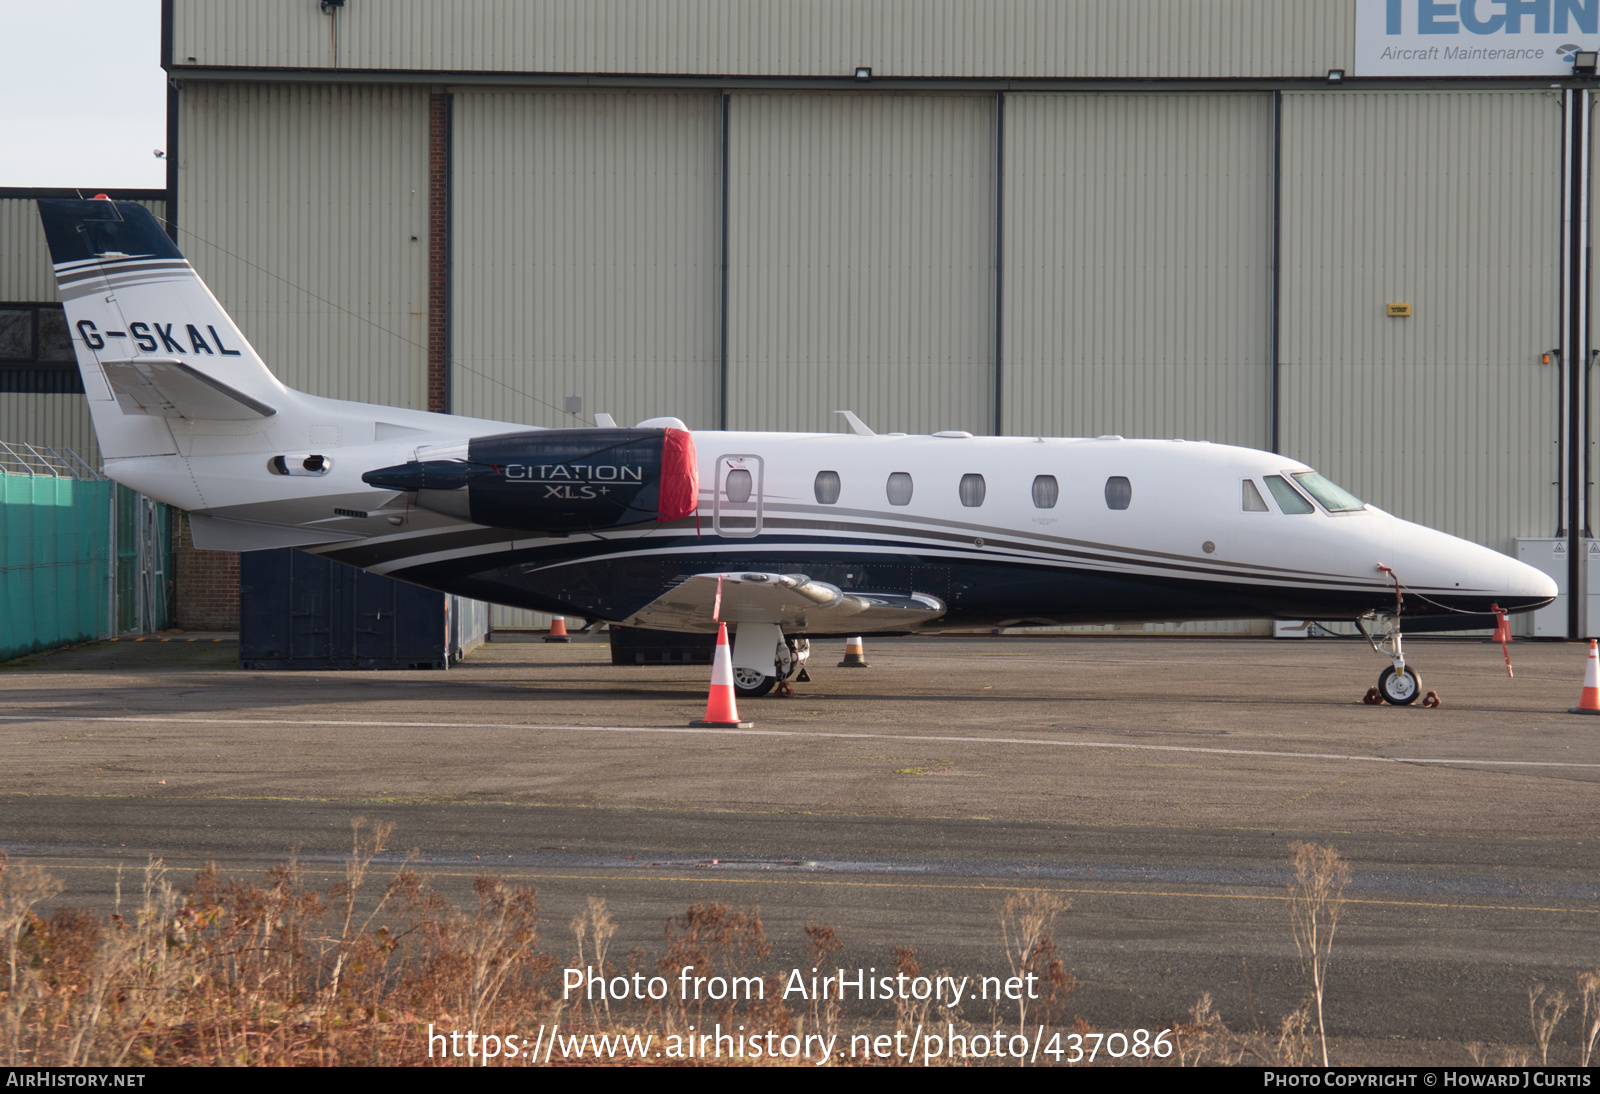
[1387,518,1556,612]
[1505,555,1559,607]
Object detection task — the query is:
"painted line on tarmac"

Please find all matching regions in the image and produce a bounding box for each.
[19,859,1599,915]
[4,713,1599,770]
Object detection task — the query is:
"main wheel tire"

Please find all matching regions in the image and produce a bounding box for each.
[732,666,776,698]
[1377,665,1421,705]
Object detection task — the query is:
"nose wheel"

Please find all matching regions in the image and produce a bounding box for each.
[1376,664,1421,705]
[1358,602,1423,706]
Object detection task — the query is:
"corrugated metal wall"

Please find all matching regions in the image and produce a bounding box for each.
[1279,91,1561,551]
[1,195,165,469]
[177,83,431,408]
[450,90,722,430]
[1002,92,1273,445]
[1,198,64,302]
[1,196,169,303]
[726,92,995,434]
[171,0,1355,80]
[0,397,99,470]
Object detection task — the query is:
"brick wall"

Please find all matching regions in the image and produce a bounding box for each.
[173,511,240,631]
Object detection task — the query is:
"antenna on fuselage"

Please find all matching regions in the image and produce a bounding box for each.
[836,410,875,437]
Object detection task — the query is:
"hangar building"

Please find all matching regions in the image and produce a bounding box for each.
[3,0,1596,634]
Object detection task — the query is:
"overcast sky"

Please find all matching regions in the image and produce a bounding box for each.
[3,0,167,189]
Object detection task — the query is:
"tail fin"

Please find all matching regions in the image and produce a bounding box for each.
[37,198,289,459]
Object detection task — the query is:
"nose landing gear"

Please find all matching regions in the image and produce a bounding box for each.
[1377,662,1422,705]
[1359,612,1422,706]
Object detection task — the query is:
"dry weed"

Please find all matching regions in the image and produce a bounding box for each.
[801,923,843,1046]
[1172,991,1314,1067]
[1578,970,1600,1067]
[658,902,772,1033]
[570,896,617,1023]
[1528,982,1571,1066]
[1286,841,1351,1066]
[997,890,1072,1038]
[891,945,932,1035]
[0,839,569,1066]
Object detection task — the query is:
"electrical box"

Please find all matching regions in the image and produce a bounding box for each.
[1516,537,1569,637]
[1582,539,1600,638]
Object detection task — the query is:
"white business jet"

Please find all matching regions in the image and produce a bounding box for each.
[37,198,1557,704]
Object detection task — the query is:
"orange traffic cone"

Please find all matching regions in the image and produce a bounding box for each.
[837,636,870,668]
[691,623,752,728]
[1569,640,1600,715]
[543,615,570,643]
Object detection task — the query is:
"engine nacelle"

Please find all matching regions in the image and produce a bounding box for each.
[362,427,698,532]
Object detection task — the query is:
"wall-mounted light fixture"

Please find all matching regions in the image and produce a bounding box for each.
[854,67,873,81]
[1574,51,1598,76]
[1327,69,1346,84]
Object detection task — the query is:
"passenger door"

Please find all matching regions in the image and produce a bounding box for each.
[713,454,764,538]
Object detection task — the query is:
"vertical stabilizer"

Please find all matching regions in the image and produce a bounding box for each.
[36,198,290,459]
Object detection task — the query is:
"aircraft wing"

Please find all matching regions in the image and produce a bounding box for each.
[623,571,945,633]
[100,357,276,420]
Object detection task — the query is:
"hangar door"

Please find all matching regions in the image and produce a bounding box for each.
[1001,93,1274,448]
[450,90,722,433]
[725,92,997,436]
[1278,91,1561,553]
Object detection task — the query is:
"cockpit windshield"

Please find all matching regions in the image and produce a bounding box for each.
[1291,471,1364,513]
[1264,475,1314,514]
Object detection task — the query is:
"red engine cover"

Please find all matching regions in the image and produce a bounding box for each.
[657,428,700,522]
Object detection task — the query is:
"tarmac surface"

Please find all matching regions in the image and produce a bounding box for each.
[1,631,1597,1065]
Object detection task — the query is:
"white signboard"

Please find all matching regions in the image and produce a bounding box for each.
[1356,0,1600,76]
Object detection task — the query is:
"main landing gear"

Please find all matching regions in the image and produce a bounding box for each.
[1358,612,1422,705]
[732,665,777,698]
[730,623,810,698]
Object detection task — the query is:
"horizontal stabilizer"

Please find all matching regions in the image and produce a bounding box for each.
[188,513,361,551]
[100,358,276,421]
[625,571,945,634]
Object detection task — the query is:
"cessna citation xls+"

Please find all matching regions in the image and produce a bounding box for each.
[37,198,1556,704]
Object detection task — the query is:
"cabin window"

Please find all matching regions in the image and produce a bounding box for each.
[1264,475,1314,514]
[1242,479,1269,512]
[959,473,986,507]
[814,470,841,505]
[1104,476,1132,510]
[724,468,753,503]
[886,472,914,506]
[1032,475,1059,509]
[1292,471,1364,513]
